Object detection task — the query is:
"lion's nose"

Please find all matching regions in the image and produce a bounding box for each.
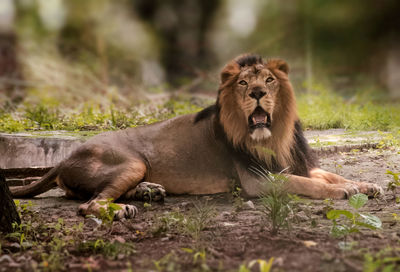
[249,87,266,100]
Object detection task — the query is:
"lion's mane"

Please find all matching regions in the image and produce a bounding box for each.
[217,54,298,170]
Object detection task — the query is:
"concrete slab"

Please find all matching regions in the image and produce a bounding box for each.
[0,129,387,171]
[0,131,87,169]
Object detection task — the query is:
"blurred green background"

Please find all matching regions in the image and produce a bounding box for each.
[1,0,400,132]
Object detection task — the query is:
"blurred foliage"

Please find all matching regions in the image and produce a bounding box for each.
[1,0,400,132]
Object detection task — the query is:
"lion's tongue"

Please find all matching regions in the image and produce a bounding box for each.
[252,114,267,124]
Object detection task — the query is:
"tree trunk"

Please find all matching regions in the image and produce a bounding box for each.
[0,172,20,233]
[0,32,24,105]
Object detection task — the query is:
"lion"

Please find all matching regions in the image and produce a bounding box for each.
[11,54,383,219]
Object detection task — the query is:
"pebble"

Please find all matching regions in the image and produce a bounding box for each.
[131,222,146,231]
[113,236,126,243]
[85,217,102,228]
[244,200,255,209]
[295,211,309,222]
[8,243,21,252]
[0,255,16,264]
[221,211,231,218]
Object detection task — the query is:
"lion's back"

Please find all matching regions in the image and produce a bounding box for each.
[83,113,234,194]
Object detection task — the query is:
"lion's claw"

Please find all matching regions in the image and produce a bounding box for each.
[355,182,384,198]
[114,204,138,220]
[135,182,166,202]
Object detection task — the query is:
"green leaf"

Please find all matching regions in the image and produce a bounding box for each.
[338,241,357,251]
[349,193,368,209]
[181,248,193,253]
[248,258,274,272]
[326,209,353,220]
[108,203,122,211]
[238,265,251,272]
[358,213,382,229]
[331,224,350,238]
[386,170,399,182]
[348,227,360,233]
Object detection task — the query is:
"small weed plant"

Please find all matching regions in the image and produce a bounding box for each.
[231,185,245,211]
[181,248,210,271]
[386,170,400,203]
[254,167,294,235]
[327,193,382,250]
[184,200,216,241]
[238,258,274,272]
[153,251,182,272]
[14,199,34,218]
[377,131,400,149]
[363,248,400,272]
[96,198,122,227]
[78,239,135,258]
[152,200,216,241]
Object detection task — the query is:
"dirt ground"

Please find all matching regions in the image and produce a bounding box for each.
[1,147,400,272]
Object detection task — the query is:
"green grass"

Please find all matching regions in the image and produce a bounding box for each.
[297,86,400,131]
[1,84,400,133]
[0,97,204,133]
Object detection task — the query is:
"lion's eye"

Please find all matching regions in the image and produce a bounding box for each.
[239,80,247,86]
[266,77,274,83]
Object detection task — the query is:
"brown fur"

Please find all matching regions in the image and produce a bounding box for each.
[10,54,383,219]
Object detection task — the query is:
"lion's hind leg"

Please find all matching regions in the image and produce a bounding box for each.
[310,168,383,197]
[78,159,147,219]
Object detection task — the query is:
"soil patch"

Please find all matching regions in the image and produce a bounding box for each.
[1,148,400,271]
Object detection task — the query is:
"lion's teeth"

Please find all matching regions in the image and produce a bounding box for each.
[264,116,268,123]
[252,117,256,124]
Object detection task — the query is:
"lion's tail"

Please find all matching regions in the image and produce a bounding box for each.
[10,166,59,198]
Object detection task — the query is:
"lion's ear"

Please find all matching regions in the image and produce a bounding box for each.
[267,59,289,75]
[220,62,240,84]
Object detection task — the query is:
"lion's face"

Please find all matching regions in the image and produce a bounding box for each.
[217,54,296,150]
[233,63,280,141]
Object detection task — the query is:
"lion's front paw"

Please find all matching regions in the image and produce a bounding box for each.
[135,182,166,202]
[328,184,359,199]
[114,204,138,220]
[355,182,384,198]
[78,201,138,220]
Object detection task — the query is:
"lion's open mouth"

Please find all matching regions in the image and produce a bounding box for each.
[248,106,271,130]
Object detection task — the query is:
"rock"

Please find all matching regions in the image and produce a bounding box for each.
[274,257,284,266]
[295,211,309,222]
[131,222,146,231]
[179,202,191,209]
[85,217,102,228]
[221,211,231,218]
[113,236,126,244]
[244,200,255,209]
[221,222,237,227]
[7,243,21,252]
[0,255,16,265]
[302,240,318,247]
